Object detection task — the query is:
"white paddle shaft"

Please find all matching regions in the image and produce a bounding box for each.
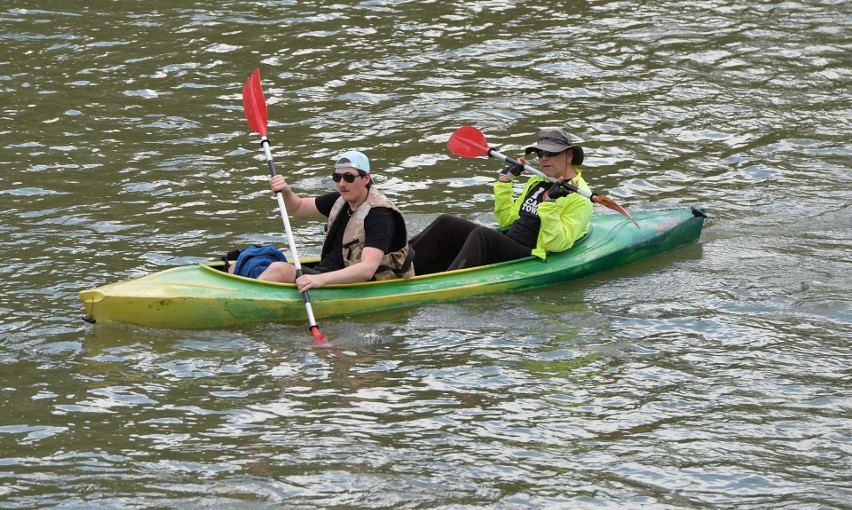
[261,137,320,328]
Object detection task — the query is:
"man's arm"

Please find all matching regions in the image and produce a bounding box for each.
[294,247,383,291]
[270,175,320,217]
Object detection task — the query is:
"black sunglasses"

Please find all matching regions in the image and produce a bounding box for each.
[536,149,565,158]
[331,172,363,183]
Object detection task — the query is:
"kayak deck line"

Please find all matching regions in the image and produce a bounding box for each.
[79,207,707,329]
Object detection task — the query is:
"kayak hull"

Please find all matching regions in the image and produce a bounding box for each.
[79,208,706,329]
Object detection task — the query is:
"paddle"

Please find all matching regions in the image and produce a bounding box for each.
[447,126,639,228]
[242,68,328,344]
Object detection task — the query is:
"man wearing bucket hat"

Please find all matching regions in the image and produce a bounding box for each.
[257,150,414,290]
[409,127,592,274]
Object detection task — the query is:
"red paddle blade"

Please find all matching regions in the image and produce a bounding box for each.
[593,195,641,229]
[447,126,491,157]
[242,68,268,137]
[310,326,328,345]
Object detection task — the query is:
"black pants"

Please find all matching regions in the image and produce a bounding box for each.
[409,214,532,274]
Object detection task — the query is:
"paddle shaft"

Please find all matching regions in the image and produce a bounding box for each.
[258,136,321,331]
[488,147,594,201]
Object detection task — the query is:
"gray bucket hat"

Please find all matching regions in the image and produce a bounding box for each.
[525,127,584,165]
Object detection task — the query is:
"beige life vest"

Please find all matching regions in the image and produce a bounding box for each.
[327,186,414,280]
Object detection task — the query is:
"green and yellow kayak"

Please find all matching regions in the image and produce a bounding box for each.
[79,207,706,329]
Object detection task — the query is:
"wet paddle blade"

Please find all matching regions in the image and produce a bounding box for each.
[242,68,268,137]
[447,126,491,157]
[311,326,328,345]
[593,195,641,229]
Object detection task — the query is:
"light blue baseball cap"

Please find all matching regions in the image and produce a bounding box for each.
[334,150,370,174]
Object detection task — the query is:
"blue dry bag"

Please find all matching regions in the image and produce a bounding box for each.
[232,245,288,279]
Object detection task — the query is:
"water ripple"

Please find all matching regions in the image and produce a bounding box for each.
[1,0,851,508]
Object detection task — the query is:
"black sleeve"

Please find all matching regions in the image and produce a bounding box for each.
[363,207,395,254]
[314,192,341,218]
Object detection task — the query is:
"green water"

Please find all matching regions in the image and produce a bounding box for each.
[1,1,849,508]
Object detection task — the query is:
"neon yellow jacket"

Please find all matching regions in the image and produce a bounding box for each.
[494,171,593,260]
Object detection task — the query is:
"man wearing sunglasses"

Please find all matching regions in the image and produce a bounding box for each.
[410,127,592,274]
[258,150,414,291]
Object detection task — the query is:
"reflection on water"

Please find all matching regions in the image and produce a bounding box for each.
[1,0,850,507]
